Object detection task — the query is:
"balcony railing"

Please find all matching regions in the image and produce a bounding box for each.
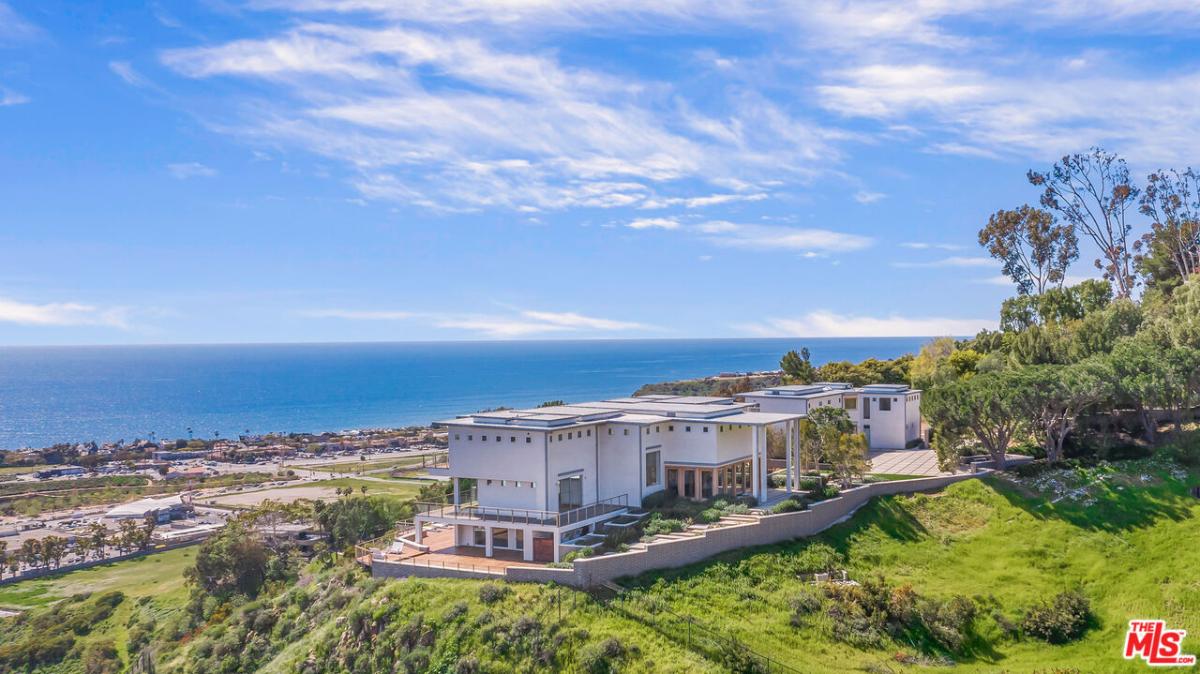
[414,493,628,528]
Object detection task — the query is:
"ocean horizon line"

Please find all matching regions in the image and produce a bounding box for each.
[0,335,959,350]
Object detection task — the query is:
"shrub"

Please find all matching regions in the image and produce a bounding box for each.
[789,589,823,626]
[642,515,685,537]
[770,497,807,514]
[809,484,840,501]
[640,491,670,510]
[791,543,843,575]
[603,526,639,549]
[580,637,627,674]
[477,583,510,604]
[734,494,758,508]
[696,508,723,523]
[1022,591,1092,643]
[1167,432,1200,467]
[768,473,787,488]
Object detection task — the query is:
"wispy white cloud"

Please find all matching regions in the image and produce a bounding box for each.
[853,190,885,204]
[739,310,994,338]
[0,2,40,44]
[109,61,151,88]
[159,20,839,212]
[167,162,217,179]
[900,242,964,251]
[627,217,680,230]
[301,307,654,338]
[0,297,130,329]
[300,309,414,320]
[891,256,994,268]
[697,220,872,252]
[0,88,29,107]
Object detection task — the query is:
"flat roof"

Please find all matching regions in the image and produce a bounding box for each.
[440,394,786,430]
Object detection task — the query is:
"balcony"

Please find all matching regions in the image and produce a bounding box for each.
[415,493,629,529]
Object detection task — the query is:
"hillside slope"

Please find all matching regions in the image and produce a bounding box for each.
[622,457,1200,672]
[2,458,1195,673]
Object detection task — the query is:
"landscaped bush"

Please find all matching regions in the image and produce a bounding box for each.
[696,508,723,523]
[603,525,640,549]
[640,491,670,510]
[1166,431,1200,467]
[642,514,685,537]
[768,473,787,488]
[1021,591,1093,644]
[770,497,807,514]
[809,484,839,501]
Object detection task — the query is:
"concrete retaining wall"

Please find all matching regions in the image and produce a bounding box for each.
[544,472,981,588]
[367,472,983,588]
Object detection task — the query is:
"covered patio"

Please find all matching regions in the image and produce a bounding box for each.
[664,411,807,504]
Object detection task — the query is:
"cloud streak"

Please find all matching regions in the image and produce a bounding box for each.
[0,297,130,329]
[302,307,655,338]
[740,310,994,338]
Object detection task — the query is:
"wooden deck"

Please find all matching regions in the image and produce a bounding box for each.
[363,526,541,574]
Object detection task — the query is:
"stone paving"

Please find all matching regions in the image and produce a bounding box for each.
[867,448,947,476]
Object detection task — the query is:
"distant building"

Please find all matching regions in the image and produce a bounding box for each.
[35,466,87,479]
[153,449,212,461]
[105,494,194,523]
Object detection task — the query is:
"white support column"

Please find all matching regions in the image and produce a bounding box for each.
[452,478,461,508]
[484,526,494,558]
[759,426,768,501]
[750,425,761,501]
[414,520,423,545]
[552,530,562,563]
[522,529,534,562]
[785,421,794,493]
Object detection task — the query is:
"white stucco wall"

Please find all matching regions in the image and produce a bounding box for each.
[447,425,549,507]
[546,424,601,511]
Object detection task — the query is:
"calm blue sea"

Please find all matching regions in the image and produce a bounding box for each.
[0,338,928,449]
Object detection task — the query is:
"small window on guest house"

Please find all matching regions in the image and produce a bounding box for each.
[879,398,892,412]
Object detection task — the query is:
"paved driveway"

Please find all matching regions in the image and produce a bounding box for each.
[868,449,946,476]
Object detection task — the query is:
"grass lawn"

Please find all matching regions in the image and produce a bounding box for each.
[286,477,427,499]
[0,545,196,611]
[623,457,1200,673]
[0,465,41,477]
[307,455,433,473]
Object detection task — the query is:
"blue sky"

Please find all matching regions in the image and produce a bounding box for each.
[1,1,1199,345]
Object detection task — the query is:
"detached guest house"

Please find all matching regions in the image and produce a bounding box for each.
[740,382,923,450]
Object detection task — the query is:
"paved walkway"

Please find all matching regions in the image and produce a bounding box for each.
[868,449,946,476]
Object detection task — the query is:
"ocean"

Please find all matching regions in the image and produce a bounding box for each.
[0,338,928,449]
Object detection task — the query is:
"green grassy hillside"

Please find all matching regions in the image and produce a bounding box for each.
[1,458,1194,673]
[623,457,1200,672]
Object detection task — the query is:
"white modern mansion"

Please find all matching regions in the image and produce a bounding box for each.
[416,384,921,563]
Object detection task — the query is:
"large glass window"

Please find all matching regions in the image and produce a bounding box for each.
[863,398,871,419]
[645,450,660,487]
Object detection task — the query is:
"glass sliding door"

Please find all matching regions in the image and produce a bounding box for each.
[558,475,583,512]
